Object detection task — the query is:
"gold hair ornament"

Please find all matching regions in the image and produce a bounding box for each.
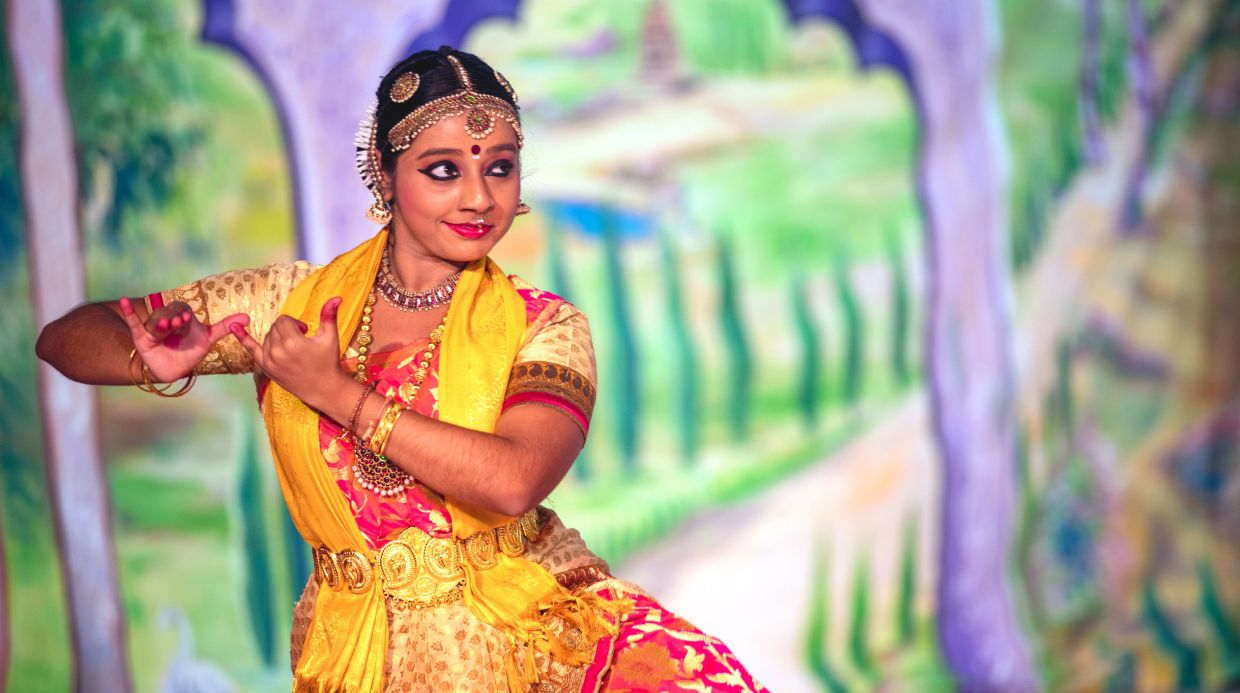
[389,72,420,103]
[386,54,522,151]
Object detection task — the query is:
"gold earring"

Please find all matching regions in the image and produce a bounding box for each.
[516,201,531,216]
[367,198,392,225]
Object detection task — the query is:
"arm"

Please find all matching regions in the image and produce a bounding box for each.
[331,382,582,517]
[36,297,249,385]
[37,262,319,385]
[233,297,586,517]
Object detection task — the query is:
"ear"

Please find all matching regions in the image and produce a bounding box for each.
[377,171,394,204]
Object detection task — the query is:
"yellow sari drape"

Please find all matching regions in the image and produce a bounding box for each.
[262,230,617,692]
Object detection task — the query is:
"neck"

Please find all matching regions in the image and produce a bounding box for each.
[387,231,465,291]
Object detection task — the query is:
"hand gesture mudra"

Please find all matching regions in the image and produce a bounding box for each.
[229,297,347,410]
[118,296,251,382]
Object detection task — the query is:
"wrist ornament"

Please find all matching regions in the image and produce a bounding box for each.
[128,348,196,398]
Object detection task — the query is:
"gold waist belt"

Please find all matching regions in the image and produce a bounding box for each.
[312,509,541,608]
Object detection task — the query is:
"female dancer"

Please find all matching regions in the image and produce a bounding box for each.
[38,46,766,692]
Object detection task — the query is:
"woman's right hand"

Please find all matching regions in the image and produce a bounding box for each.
[118,297,251,382]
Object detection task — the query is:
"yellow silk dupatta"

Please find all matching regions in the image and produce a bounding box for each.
[262,230,617,692]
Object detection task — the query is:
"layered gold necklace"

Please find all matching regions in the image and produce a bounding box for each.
[346,253,452,497]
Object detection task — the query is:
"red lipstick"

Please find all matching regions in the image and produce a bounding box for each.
[445,222,492,239]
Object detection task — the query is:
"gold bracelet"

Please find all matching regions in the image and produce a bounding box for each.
[367,400,405,456]
[128,348,196,398]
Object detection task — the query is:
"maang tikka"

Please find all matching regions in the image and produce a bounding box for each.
[355,54,523,224]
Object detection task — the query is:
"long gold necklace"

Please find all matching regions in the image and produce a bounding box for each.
[349,287,447,498]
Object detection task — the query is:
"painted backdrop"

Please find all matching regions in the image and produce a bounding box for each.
[2,0,1238,691]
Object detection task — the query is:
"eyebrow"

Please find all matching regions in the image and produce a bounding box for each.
[415,143,518,159]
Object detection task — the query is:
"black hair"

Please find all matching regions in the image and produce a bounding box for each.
[373,45,519,174]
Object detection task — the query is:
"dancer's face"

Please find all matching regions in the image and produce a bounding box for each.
[384,115,521,265]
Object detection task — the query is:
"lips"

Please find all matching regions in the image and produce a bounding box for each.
[445,222,492,239]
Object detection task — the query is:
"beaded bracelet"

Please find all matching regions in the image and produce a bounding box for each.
[346,381,377,437]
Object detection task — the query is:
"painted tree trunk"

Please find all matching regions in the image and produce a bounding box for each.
[1081,0,1107,164]
[7,0,130,690]
[853,0,1038,688]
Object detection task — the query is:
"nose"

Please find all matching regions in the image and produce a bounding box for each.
[459,170,495,217]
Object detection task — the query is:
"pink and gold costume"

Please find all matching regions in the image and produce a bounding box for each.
[151,260,767,692]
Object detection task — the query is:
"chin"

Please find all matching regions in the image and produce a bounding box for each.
[442,232,507,262]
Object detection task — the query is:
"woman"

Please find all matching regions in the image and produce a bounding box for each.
[37,47,766,692]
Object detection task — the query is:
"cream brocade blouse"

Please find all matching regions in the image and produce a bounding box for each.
[148,261,598,431]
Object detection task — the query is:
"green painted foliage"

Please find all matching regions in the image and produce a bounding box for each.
[1141,573,1201,691]
[832,251,865,406]
[804,538,847,693]
[717,235,752,441]
[848,552,875,678]
[602,211,640,472]
[791,274,821,430]
[661,232,701,463]
[237,413,276,666]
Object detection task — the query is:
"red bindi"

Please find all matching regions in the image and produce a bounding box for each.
[470,144,481,156]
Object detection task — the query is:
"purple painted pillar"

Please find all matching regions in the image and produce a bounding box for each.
[7,0,130,690]
[1081,0,1106,164]
[853,0,1039,689]
[200,0,450,262]
[1122,0,1156,232]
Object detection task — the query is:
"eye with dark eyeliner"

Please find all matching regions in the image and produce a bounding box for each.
[487,159,515,177]
[418,161,459,181]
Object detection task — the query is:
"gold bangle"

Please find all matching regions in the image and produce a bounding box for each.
[128,348,196,398]
[367,400,405,456]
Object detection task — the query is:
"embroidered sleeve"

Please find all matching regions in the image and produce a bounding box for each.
[146,261,320,375]
[502,301,598,438]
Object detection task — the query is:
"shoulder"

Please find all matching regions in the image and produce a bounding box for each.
[508,274,588,339]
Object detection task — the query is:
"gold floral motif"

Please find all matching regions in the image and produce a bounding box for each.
[337,548,373,593]
[421,536,463,580]
[520,510,541,541]
[464,530,498,569]
[389,71,420,103]
[313,546,340,589]
[498,521,525,557]
[378,539,418,589]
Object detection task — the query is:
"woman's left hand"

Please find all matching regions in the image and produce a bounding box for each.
[230,296,350,410]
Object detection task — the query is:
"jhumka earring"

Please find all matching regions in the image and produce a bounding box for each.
[516,201,531,216]
[355,103,392,225]
[367,198,392,225]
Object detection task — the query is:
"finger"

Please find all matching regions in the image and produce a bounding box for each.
[116,295,148,334]
[270,315,304,340]
[317,297,342,341]
[230,323,265,369]
[206,313,251,344]
[295,320,308,335]
[319,297,342,330]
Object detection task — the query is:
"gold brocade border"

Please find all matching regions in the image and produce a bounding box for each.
[506,361,596,420]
